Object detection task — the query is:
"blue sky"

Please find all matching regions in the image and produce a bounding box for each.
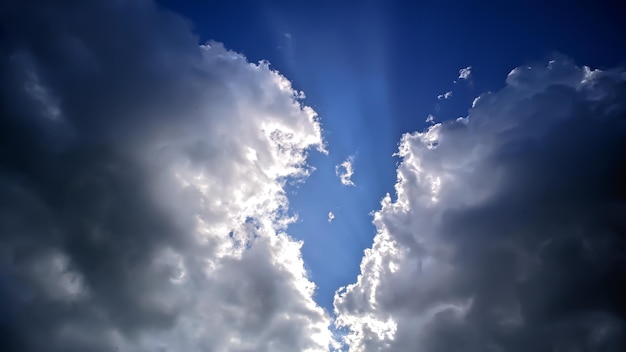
[2,1,626,351]
[159,0,626,310]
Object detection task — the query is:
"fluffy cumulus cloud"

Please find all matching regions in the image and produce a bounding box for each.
[0,1,336,351]
[336,156,356,186]
[334,58,626,351]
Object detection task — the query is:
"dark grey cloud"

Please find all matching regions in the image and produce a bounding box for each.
[334,58,626,351]
[0,1,334,351]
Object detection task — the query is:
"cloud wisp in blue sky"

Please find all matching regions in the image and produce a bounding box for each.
[336,156,356,187]
[458,66,472,80]
[437,91,453,100]
[1,1,626,352]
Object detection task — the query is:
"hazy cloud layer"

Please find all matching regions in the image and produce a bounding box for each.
[0,1,335,351]
[334,58,626,351]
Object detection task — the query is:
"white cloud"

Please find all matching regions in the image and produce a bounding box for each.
[334,58,626,351]
[425,114,436,123]
[328,212,335,223]
[437,91,453,100]
[471,95,484,107]
[336,156,356,186]
[0,2,336,351]
[458,66,472,80]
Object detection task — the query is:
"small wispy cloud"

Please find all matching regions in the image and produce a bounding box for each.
[458,66,472,80]
[335,156,355,186]
[284,32,292,39]
[328,212,335,222]
[425,114,436,123]
[437,91,453,100]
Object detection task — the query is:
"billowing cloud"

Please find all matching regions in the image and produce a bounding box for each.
[437,91,453,100]
[458,66,472,80]
[0,1,336,351]
[334,58,626,351]
[328,212,335,223]
[336,156,356,186]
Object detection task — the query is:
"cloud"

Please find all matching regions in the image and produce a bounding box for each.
[328,212,335,223]
[425,114,436,124]
[334,58,626,351]
[437,91,453,100]
[0,1,336,351]
[458,66,472,80]
[336,156,356,186]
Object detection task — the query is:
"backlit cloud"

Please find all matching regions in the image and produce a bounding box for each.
[0,1,335,351]
[334,58,626,351]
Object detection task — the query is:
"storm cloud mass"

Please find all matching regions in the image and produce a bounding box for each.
[2,1,626,352]
[0,1,334,351]
[334,60,626,351]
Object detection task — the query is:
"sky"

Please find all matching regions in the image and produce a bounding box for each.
[0,0,625,351]
[159,0,626,312]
